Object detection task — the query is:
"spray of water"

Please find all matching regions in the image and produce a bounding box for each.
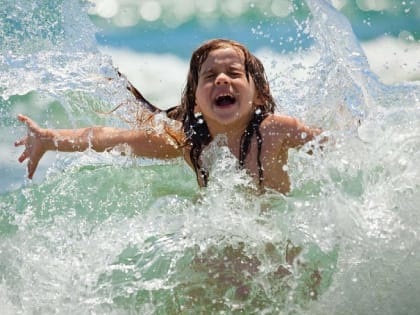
[1,0,419,314]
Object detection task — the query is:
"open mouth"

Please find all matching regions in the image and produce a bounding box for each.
[214,94,236,107]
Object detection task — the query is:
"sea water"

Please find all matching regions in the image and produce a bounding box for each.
[1,0,419,314]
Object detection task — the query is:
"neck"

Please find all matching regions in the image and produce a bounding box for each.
[208,122,247,146]
[206,117,255,163]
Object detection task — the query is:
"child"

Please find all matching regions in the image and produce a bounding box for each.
[15,39,323,194]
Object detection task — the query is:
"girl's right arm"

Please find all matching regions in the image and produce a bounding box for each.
[15,114,183,179]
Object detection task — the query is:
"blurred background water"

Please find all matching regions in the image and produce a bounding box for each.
[92,0,420,104]
[0,0,419,314]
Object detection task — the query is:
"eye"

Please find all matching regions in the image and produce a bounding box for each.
[229,70,244,78]
[202,72,215,80]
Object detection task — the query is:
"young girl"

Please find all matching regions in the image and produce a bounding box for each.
[15,39,323,194]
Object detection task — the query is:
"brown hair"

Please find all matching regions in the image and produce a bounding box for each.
[167,39,276,187]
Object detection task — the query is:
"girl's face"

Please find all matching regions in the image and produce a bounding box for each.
[195,47,259,133]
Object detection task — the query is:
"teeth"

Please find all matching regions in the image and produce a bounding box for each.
[215,94,236,106]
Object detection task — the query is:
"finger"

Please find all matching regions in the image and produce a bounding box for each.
[18,150,29,163]
[17,114,29,123]
[17,114,38,130]
[28,158,40,179]
[14,138,27,147]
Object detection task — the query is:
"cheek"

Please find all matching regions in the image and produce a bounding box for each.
[195,84,209,103]
[194,91,202,105]
[241,86,257,104]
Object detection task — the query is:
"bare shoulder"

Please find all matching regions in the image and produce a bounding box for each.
[262,113,301,128]
[261,113,321,148]
[260,114,300,138]
[258,114,287,151]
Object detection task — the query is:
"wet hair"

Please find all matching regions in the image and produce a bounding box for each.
[171,39,276,187]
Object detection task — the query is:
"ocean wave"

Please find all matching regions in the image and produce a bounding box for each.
[1,0,420,314]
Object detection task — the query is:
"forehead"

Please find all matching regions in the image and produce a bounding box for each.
[200,47,245,72]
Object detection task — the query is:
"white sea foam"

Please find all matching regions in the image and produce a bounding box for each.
[2,0,420,313]
[361,36,420,84]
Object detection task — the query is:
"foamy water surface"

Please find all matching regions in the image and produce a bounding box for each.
[1,0,419,314]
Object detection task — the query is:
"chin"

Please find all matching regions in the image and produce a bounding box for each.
[216,114,246,127]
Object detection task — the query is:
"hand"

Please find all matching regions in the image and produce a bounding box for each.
[15,114,50,179]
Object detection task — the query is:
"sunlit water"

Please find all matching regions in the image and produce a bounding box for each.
[1,0,419,314]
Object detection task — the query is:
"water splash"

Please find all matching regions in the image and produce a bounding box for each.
[1,0,420,314]
[0,0,140,128]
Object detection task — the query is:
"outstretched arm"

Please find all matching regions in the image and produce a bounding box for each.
[15,114,183,179]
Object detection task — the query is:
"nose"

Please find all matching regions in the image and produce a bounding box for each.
[215,72,229,85]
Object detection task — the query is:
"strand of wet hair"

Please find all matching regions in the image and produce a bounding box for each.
[239,109,265,185]
[186,113,211,186]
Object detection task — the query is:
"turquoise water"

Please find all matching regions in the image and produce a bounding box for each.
[1,0,420,314]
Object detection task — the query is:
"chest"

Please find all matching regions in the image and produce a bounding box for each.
[184,133,289,191]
